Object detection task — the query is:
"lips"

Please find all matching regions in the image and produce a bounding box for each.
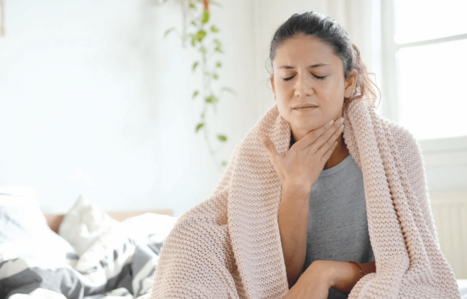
[293,105,318,109]
[292,103,319,109]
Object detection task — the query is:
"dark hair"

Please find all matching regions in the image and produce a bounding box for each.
[268,11,381,111]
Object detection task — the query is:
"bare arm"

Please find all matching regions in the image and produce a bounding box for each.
[330,260,376,293]
[259,117,345,289]
[278,191,310,288]
[285,260,376,298]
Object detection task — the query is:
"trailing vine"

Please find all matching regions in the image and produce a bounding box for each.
[160,0,235,170]
[0,0,5,37]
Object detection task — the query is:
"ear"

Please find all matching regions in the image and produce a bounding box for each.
[270,74,277,100]
[344,69,358,98]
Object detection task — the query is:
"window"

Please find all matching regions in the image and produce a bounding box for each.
[382,0,467,140]
[381,1,467,279]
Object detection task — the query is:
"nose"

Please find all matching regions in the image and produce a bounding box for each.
[293,72,313,98]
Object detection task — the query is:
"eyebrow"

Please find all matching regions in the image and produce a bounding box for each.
[278,63,330,69]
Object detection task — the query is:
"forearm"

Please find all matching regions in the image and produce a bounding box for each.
[278,192,310,288]
[330,261,376,294]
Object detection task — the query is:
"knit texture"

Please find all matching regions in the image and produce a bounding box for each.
[150,100,461,299]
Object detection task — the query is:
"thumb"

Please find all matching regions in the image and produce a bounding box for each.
[259,134,280,163]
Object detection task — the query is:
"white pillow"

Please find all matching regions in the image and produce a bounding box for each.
[59,195,118,256]
[0,185,39,207]
[74,211,178,286]
[0,186,76,269]
[458,279,467,298]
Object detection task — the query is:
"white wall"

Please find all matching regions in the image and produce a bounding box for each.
[0,0,259,216]
[0,0,380,217]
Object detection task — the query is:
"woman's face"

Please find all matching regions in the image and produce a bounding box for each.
[270,34,357,141]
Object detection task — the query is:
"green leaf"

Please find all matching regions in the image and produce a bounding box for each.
[192,90,199,99]
[196,0,202,2]
[164,27,176,38]
[196,30,206,42]
[200,111,205,119]
[191,36,196,47]
[191,21,197,26]
[213,38,221,46]
[209,0,222,7]
[215,61,222,68]
[195,122,204,132]
[214,46,223,53]
[202,10,210,24]
[192,61,199,72]
[217,134,227,142]
[222,87,236,95]
[189,3,196,9]
[210,25,219,33]
[199,46,207,54]
[205,95,218,103]
[212,72,218,79]
[221,160,227,166]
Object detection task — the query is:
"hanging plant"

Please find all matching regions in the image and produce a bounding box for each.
[159,0,236,170]
[0,0,5,37]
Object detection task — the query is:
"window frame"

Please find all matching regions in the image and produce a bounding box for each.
[381,0,467,152]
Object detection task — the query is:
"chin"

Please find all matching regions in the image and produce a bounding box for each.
[292,120,321,133]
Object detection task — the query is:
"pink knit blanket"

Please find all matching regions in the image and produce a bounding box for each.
[150,100,461,298]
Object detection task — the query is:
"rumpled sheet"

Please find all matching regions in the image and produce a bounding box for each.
[0,193,177,299]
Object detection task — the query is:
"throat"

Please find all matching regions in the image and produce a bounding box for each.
[323,135,350,170]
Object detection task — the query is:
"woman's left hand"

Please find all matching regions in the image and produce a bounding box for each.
[284,259,371,298]
[284,260,333,299]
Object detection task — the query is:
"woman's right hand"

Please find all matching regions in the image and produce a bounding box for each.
[259,116,345,200]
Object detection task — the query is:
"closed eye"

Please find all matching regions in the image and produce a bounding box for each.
[282,75,326,81]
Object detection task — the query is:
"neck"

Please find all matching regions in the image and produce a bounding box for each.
[322,132,350,170]
[290,130,350,170]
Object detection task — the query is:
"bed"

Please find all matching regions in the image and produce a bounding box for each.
[44,210,173,233]
[0,191,178,299]
[1,189,466,299]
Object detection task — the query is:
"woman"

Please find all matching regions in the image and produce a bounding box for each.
[260,11,379,299]
[150,11,460,299]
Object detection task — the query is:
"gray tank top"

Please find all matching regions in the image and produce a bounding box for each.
[290,135,374,298]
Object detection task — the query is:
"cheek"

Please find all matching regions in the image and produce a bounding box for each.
[273,83,291,116]
[276,99,290,121]
[320,80,345,105]
[274,74,295,90]
[318,80,338,95]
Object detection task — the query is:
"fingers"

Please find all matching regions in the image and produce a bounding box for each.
[301,119,335,147]
[301,117,344,153]
[259,134,279,163]
[297,116,342,150]
[315,120,345,156]
[320,139,339,163]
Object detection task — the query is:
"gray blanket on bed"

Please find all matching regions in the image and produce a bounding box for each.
[0,197,176,299]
